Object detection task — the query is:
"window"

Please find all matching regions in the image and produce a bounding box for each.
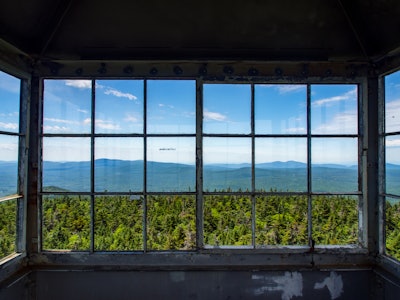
[41,79,361,252]
[0,70,22,260]
[383,70,400,261]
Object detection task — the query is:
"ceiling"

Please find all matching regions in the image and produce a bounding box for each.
[1,0,400,63]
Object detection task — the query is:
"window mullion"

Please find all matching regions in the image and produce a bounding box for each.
[196,79,204,249]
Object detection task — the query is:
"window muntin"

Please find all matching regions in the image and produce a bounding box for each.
[311,84,358,135]
[95,80,144,134]
[95,137,143,192]
[41,79,361,251]
[0,70,22,260]
[203,84,251,134]
[42,137,91,192]
[311,138,358,193]
[147,137,195,192]
[43,80,92,134]
[147,80,195,134]
[255,84,307,134]
[203,137,251,192]
[384,70,400,261]
[255,138,307,192]
[42,195,90,251]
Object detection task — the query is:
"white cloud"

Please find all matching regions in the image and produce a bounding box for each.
[95,119,121,130]
[104,88,137,101]
[0,122,18,130]
[204,110,227,121]
[158,103,174,109]
[0,143,17,151]
[312,88,357,107]
[276,85,306,94]
[313,111,357,134]
[44,117,78,125]
[284,127,306,134]
[386,138,400,147]
[83,118,91,125]
[64,80,91,89]
[77,109,89,114]
[124,114,139,122]
[43,125,69,133]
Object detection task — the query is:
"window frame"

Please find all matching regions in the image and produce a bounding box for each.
[0,68,28,264]
[38,76,366,254]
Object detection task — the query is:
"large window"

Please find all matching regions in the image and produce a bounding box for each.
[0,70,22,260]
[41,79,360,251]
[384,70,400,261]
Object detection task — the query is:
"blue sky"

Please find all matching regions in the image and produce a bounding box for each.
[0,71,373,165]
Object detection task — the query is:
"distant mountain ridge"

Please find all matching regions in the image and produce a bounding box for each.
[1,160,400,196]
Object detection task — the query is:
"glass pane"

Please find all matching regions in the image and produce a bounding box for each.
[256,195,307,246]
[42,195,90,250]
[312,195,358,245]
[0,71,20,133]
[255,138,307,192]
[311,84,358,134]
[95,195,143,251]
[96,80,143,133]
[386,197,400,261]
[147,195,196,250]
[203,138,251,192]
[312,138,358,192]
[385,71,400,133]
[42,137,91,192]
[147,80,195,134]
[147,137,195,192]
[203,84,251,134]
[255,84,306,134]
[43,79,92,133]
[0,199,17,258]
[0,135,19,197]
[95,138,143,192]
[204,195,252,247]
[386,136,400,195]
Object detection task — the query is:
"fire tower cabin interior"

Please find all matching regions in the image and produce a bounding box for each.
[1,1,400,299]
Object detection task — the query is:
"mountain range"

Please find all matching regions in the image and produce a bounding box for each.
[1,159,399,195]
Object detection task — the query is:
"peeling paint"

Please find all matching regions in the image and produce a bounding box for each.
[251,272,303,300]
[314,271,343,299]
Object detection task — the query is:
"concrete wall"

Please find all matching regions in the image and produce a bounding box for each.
[1,269,399,299]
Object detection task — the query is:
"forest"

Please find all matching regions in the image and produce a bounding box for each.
[1,194,399,260]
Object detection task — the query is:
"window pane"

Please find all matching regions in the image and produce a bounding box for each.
[311,84,358,134]
[312,195,358,245]
[312,138,358,192]
[96,80,143,133]
[95,195,143,251]
[386,136,400,195]
[386,197,400,260]
[255,138,307,192]
[43,79,92,134]
[385,71,400,133]
[0,199,17,257]
[95,138,143,192]
[0,71,20,133]
[255,84,306,134]
[147,195,196,250]
[203,84,251,134]
[42,137,91,192]
[256,195,308,246]
[42,195,90,250]
[0,135,18,197]
[204,195,252,247]
[147,80,195,134]
[147,137,195,192]
[203,137,251,192]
